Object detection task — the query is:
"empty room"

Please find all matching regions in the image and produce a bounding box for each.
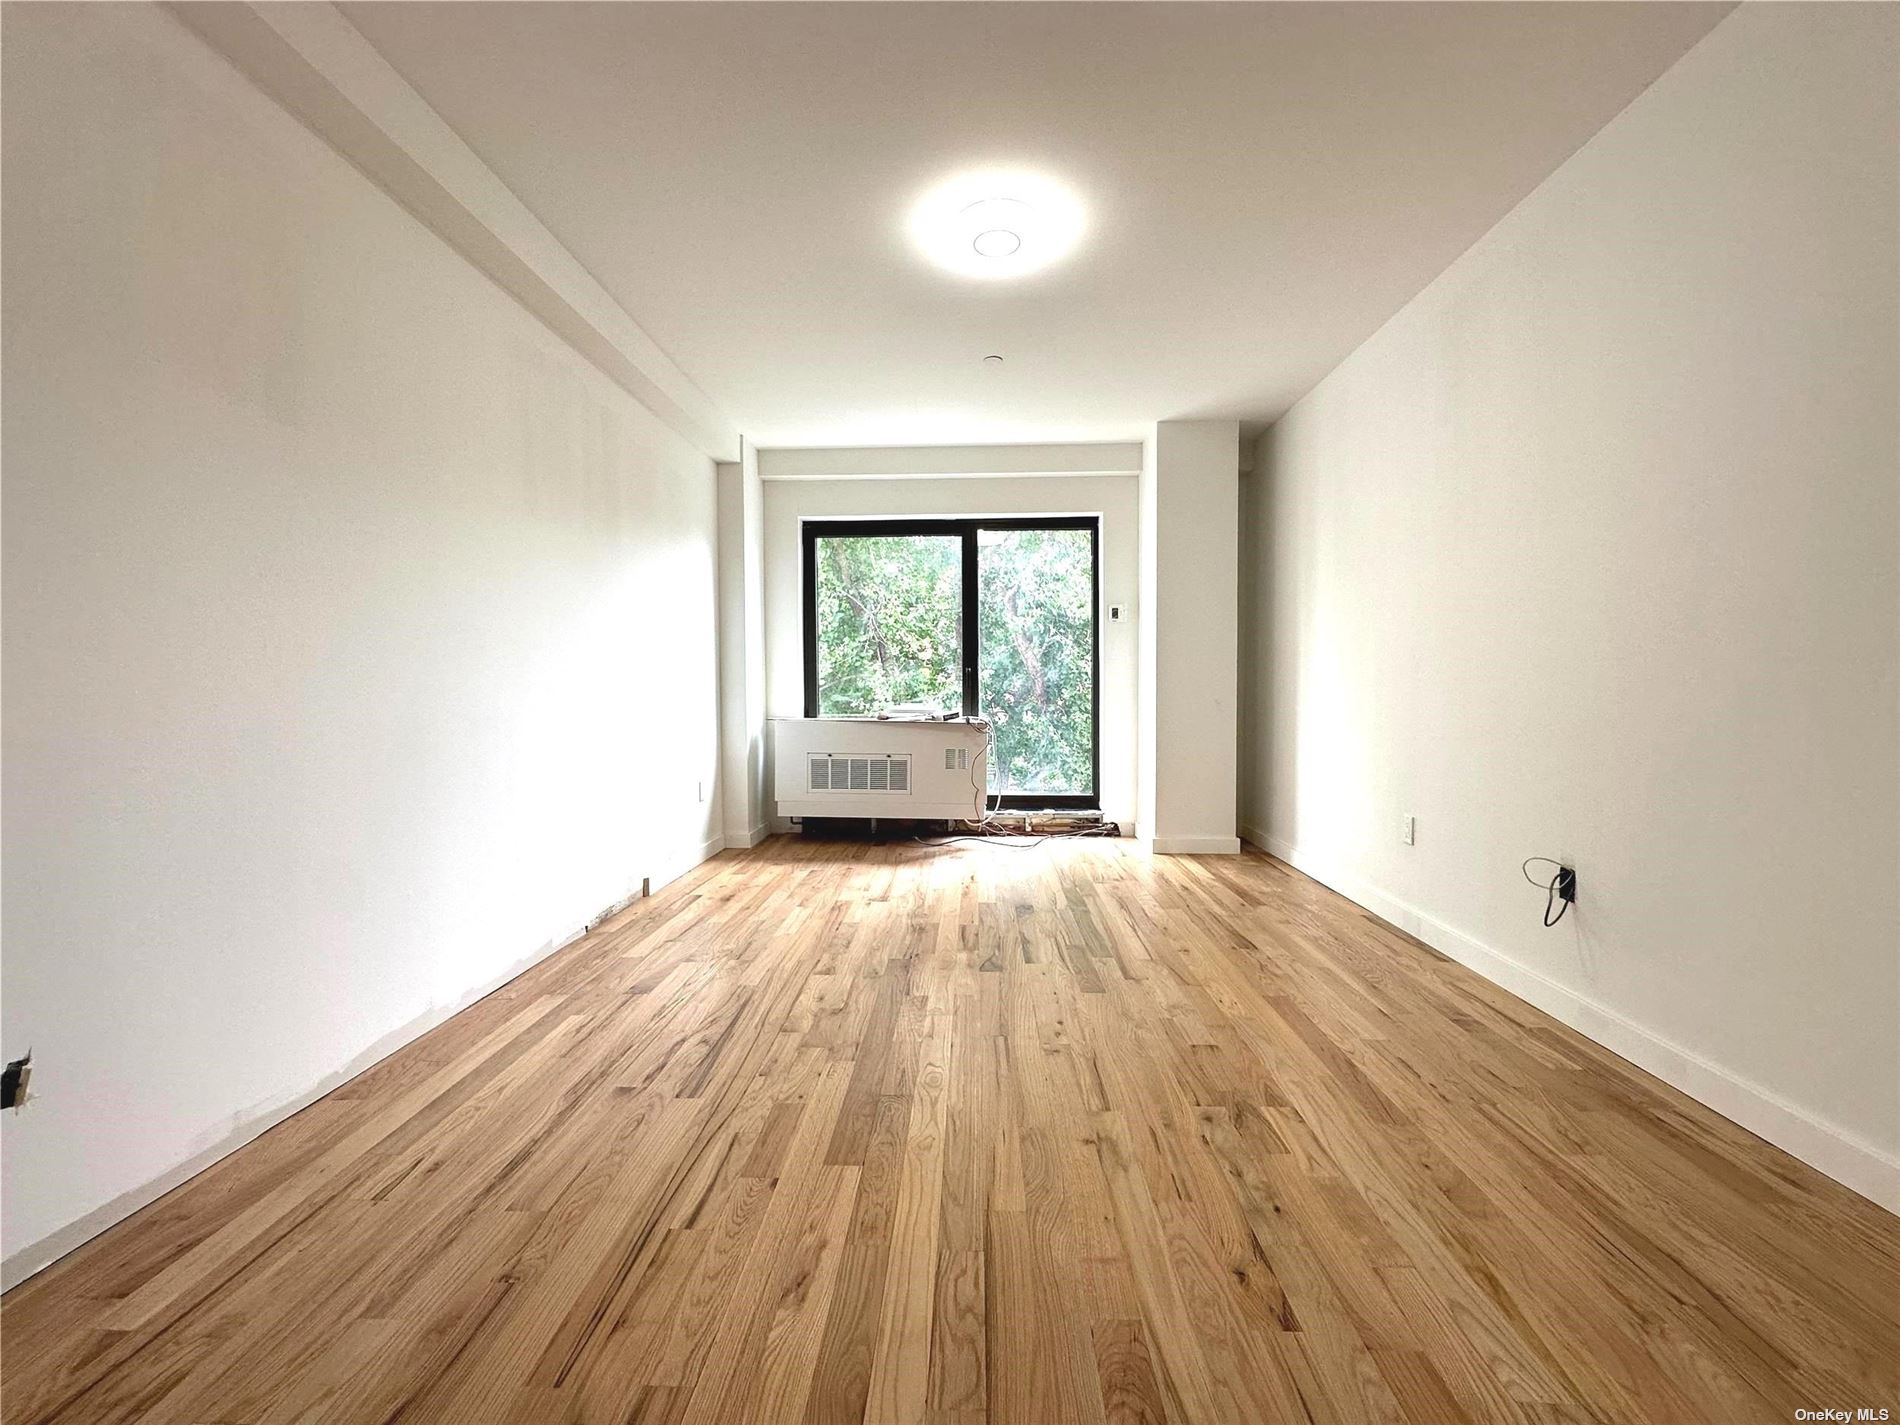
[2,1,1896,1422]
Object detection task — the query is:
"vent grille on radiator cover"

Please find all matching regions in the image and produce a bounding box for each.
[807,754,911,793]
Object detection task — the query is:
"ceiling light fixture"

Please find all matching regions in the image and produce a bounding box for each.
[908,168,1086,280]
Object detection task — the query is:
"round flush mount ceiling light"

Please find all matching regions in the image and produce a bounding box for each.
[971,224,1023,258]
[907,169,1086,280]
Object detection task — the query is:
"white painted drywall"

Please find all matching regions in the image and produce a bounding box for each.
[0,4,725,1281]
[758,444,1144,482]
[1146,421,1241,854]
[761,473,1139,829]
[717,444,768,846]
[170,0,739,463]
[1137,437,1159,840]
[1240,4,1900,1206]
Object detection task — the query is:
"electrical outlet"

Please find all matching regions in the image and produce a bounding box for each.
[1400,814,1416,846]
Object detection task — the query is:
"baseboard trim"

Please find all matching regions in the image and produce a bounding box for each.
[642,833,726,897]
[724,823,769,851]
[1238,826,1900,1214]
[1,932,576,1292]
[1150,834,1242,856]
[1,833,731,1293]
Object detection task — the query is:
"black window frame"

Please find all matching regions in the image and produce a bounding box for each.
[801,515,1101,812]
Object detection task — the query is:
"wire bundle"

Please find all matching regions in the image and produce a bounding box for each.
[1521,857,1576,927]
[911,715,1119,848]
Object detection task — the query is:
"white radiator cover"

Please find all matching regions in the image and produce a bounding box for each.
[772,717,989,820]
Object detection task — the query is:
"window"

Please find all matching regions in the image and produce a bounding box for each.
[803,517,1100,809]
[808,532,963,717]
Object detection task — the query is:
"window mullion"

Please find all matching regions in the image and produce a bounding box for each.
[960,524,980,718]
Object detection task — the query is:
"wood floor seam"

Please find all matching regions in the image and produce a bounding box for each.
[2,837,1894,1425]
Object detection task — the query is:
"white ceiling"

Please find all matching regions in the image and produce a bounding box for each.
[341,2,1729,449]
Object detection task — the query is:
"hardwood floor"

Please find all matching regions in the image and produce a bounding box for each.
[3,836,1896,1424]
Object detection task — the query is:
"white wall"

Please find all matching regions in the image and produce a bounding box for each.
[717,444,768,846]
[1137,438,1159,839]
[1,4,725,1281]
[1146,421,1241,853]
[761,473,1140,828]
[1241,4,1900,1207]
[759,445,1145,482]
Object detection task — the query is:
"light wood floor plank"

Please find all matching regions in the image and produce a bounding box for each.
[4,836,1895,1424]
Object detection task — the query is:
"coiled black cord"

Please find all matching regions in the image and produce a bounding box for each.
[1522,857,1575,926]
